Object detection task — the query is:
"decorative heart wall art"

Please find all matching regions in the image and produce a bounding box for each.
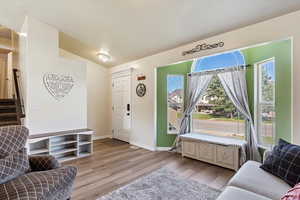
[43,73,75,100]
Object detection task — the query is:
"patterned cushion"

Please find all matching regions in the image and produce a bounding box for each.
[0,126,28,158]
[0,166,77,200]
[29,155,61,171]
[0,148,30,184]
[281,183,300,200]
[260,139,300,187]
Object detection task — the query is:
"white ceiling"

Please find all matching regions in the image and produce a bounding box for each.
[1,0,300,67]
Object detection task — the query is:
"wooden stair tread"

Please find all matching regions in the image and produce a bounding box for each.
[0,98,22,126]
[0,113,17,117]
[0,99,15,102]
[0,105,16,109]
[0,121,19,126]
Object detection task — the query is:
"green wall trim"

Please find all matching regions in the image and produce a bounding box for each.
[156,61,192,147]
[241,39,292,143]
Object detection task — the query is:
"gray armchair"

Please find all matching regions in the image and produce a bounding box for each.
[0,125,77,200]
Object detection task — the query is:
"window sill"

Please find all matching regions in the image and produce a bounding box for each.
[181,132,246,146]
[167,132,179,135]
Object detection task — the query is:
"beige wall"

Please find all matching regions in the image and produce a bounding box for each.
[20,17,87,134]
[60,49,111,139]
[110,10,300,150]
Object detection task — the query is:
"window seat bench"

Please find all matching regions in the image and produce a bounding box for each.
[180,133,246,171]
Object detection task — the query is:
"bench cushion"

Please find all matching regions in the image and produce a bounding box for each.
[228,161,290,200]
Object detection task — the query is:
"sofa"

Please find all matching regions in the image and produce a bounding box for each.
[217,160,291,200]
[0,125,77,200]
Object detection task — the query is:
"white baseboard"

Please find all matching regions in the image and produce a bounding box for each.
[129,141,156,151]
[93,137,172,152]
[156,147,172,151]
[93,135,112,141]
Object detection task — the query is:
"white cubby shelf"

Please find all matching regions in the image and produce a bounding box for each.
[28,129,94,163]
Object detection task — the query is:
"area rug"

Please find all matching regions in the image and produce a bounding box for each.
[98,168,221,200]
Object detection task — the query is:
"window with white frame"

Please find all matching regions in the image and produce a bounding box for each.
[167,75,184,134]
[255,58,276,147]
[190,51,246,140]
[191,75,245,139]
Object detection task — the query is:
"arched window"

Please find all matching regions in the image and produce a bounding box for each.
[192,50,245,72]
[191,50,246,140]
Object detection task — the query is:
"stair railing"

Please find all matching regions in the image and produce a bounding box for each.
[12,68,25,118]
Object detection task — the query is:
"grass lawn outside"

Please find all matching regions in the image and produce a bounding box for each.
[178,113,239,121]
[192,113,213,120]
[262,136,274,145]
[192,113,245,122]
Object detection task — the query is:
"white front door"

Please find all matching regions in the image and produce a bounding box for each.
[112,75,131,142]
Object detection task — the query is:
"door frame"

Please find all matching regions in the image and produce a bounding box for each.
[111,69,132,142]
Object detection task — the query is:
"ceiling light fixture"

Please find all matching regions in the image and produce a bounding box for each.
[18,32,27,37]
[97,51,111,63]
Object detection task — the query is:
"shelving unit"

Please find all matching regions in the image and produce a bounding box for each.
[28,129,94,163]
[30,148,49,155]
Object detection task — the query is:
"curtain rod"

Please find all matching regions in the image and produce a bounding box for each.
[188,64,252,77]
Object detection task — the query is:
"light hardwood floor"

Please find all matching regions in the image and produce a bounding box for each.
[64,139,235,200]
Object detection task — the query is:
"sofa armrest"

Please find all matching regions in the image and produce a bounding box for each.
[29,155,61,171]
[0,166,77,200]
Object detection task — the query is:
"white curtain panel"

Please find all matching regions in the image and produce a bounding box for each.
[172,73,213,149]
[218,69,261,162]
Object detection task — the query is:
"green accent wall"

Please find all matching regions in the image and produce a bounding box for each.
[242,39,292,143]
[156,61,192,147]
[156,39,292,147]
